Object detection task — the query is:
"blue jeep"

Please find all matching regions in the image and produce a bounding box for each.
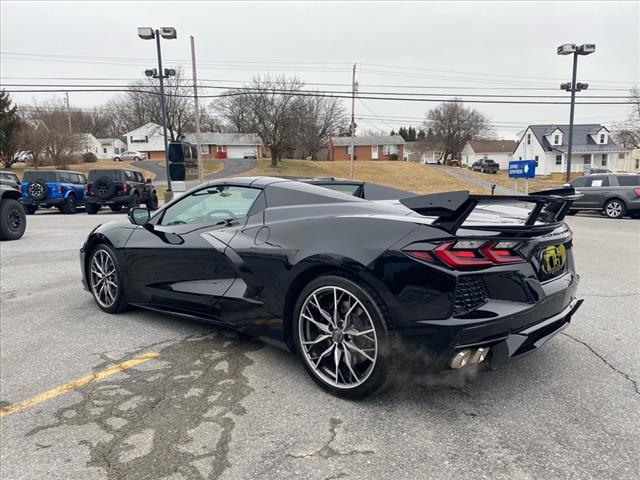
[22,170,87,214]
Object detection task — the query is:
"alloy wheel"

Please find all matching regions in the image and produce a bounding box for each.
[299,286,378,389]
[29,183,43,198]
[606,201,623,218]
[90,249,118,308]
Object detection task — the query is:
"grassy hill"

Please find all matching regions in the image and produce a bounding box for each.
[237,160,487,194]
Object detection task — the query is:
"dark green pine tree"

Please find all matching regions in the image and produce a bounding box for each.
[0,90,21,167]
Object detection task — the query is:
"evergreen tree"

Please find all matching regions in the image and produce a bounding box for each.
[0,90,21,167]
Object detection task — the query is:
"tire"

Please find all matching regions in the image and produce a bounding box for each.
[293,274,392,399]
[85,202,100,214]
[87,244,128,313]
[0,199,27,241]
[27,180,48,201]
[109,204,123,212]
[62,194,77,214]
[146,193,159,210]
[94,176,116,200]
[133,156,140,162]
[114,157,121,162]
[25,205,38,215]
[128,193,140,210]
[603,199,626,219]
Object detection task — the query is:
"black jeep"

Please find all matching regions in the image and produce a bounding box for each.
[85,168,158,214]
[1,184,26,241]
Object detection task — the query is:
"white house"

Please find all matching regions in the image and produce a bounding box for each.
[513,124,626,178]
[461,140,517,170]
[75,133,102,156]
[123,122,173,161]
[182,133,263,159]
[96,138,126,160]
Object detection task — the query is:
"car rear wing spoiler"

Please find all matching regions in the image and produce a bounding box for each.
[399,187,582,234]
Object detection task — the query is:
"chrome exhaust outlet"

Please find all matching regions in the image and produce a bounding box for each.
[450,347,490,369]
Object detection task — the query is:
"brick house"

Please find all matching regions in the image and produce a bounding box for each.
[329,135,406,161]
[182,133,263,160]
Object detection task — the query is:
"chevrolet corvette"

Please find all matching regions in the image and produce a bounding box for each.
[80,177,582,398]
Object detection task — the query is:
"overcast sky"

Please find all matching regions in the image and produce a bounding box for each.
[1,0,638,139]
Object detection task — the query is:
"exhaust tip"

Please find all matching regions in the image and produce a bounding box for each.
[450,347,490,369]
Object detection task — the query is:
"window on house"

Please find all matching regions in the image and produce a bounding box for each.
[636,159,640,169]
[103,147,107,154]
[601,154,608,166]
[217,145,224,152]
[130,135,148,143]
[534,155,539,166]
[600,133,606,144]
[555,154,562,165]
[200,145,209,154]
[553,134,560,145]
[382,145,398,155]
[519,156,522,160]
[527,133,531,145]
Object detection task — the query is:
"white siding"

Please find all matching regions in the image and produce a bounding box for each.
[124,123,167,152]
[513,128,549,174]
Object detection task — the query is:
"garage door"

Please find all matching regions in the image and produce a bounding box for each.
[226,146,254,159]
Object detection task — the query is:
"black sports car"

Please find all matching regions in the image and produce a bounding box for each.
[80,177,583,398]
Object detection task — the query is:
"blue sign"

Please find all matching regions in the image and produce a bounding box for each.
[509,160,536,179]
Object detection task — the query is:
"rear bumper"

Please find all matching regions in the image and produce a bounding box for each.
[23,197,65,207]
[86,194,131,205]
[395,270,581,371]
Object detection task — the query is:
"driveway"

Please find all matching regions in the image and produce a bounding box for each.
[1,212,639,480]
[440,165,515,195]
[138,157,257,183]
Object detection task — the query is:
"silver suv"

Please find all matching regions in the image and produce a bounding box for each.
[567,173,640,219]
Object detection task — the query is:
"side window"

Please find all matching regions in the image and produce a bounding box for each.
[58,172,72,183]
[570,177,588,188]
[78,174,87,184]
[616,175,640,187]
[586,176,609,187]
[159,186,261,226]
[135,172,145,183]
[124,170,136,182]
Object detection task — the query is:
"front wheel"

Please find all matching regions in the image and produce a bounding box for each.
[62,195,77,214]
[294,275,392,399]
[113,157,121,162]
[109,204,123,212]
[146,193,159,210]
[133,156,140,162]
[603,199,626,219]
[88,244,128,313]
[0,199,27,241]
[128,194,140,210]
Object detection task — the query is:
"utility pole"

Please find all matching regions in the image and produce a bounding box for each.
[350,63,357,179]
[190,35,204,182]
[565,51,578,183]
[155,29,172,192]
[65,91,72,135]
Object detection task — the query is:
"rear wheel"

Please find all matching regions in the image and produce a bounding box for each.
[146,193,159,210]
[62,194,77,214]
[88,244,127,313]
[0,199,26,241]
[603,199,626,219]
[133,156,140,162]
[85,202,100,214]
[294,275,392,399]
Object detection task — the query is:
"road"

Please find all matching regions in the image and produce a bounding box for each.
[138,157,257,183]
[1,211,639,480]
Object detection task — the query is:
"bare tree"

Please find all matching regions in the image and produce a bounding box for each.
[295,95,347,160]
[29,99,80,168]
[612,87,640,150]
[15,120,48,168]
[425,101,492,164]
[215,75,305,167]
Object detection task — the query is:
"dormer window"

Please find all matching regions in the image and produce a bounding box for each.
[600,133,606,144]
[554,134,560,145]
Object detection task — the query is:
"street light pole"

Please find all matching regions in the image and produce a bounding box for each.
[565,51,578,183]
[350,63,356,180]
[155,29,172,192]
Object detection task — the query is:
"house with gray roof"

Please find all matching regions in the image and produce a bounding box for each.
[513,124,626,177]
[329,135,405,161]
[182,132,263,159]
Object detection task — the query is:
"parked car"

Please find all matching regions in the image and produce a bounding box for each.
[21,169,87,214]
[85,168,158,214]
[11,150,33,163]
[0,171,21,190]
[566,173,640,219]
[80,177,582,398]
[243,150,257,159]
[472,159,499,173]
[113,151,148,162]
[0,184,26,241]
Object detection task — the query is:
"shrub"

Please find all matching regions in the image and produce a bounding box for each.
[82,152,98,163]
[390,153,399,161]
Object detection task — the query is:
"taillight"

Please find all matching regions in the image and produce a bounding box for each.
[407,240,525,269]
[123,182,129,193]
[57,185,63,194]
[634,188,640,198]
[84,184,89,193]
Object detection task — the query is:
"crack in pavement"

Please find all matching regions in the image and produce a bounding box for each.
[288,417,374,459]
[26,331,263,480]
[561,332,640,396]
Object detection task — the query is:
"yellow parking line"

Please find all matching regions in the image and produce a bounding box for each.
[0,352,159,418]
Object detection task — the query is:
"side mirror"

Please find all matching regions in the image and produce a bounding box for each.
[128,207,150,225]
[146,178,152,183]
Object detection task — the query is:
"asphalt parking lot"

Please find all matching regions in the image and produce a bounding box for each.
[1,210,639,480]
